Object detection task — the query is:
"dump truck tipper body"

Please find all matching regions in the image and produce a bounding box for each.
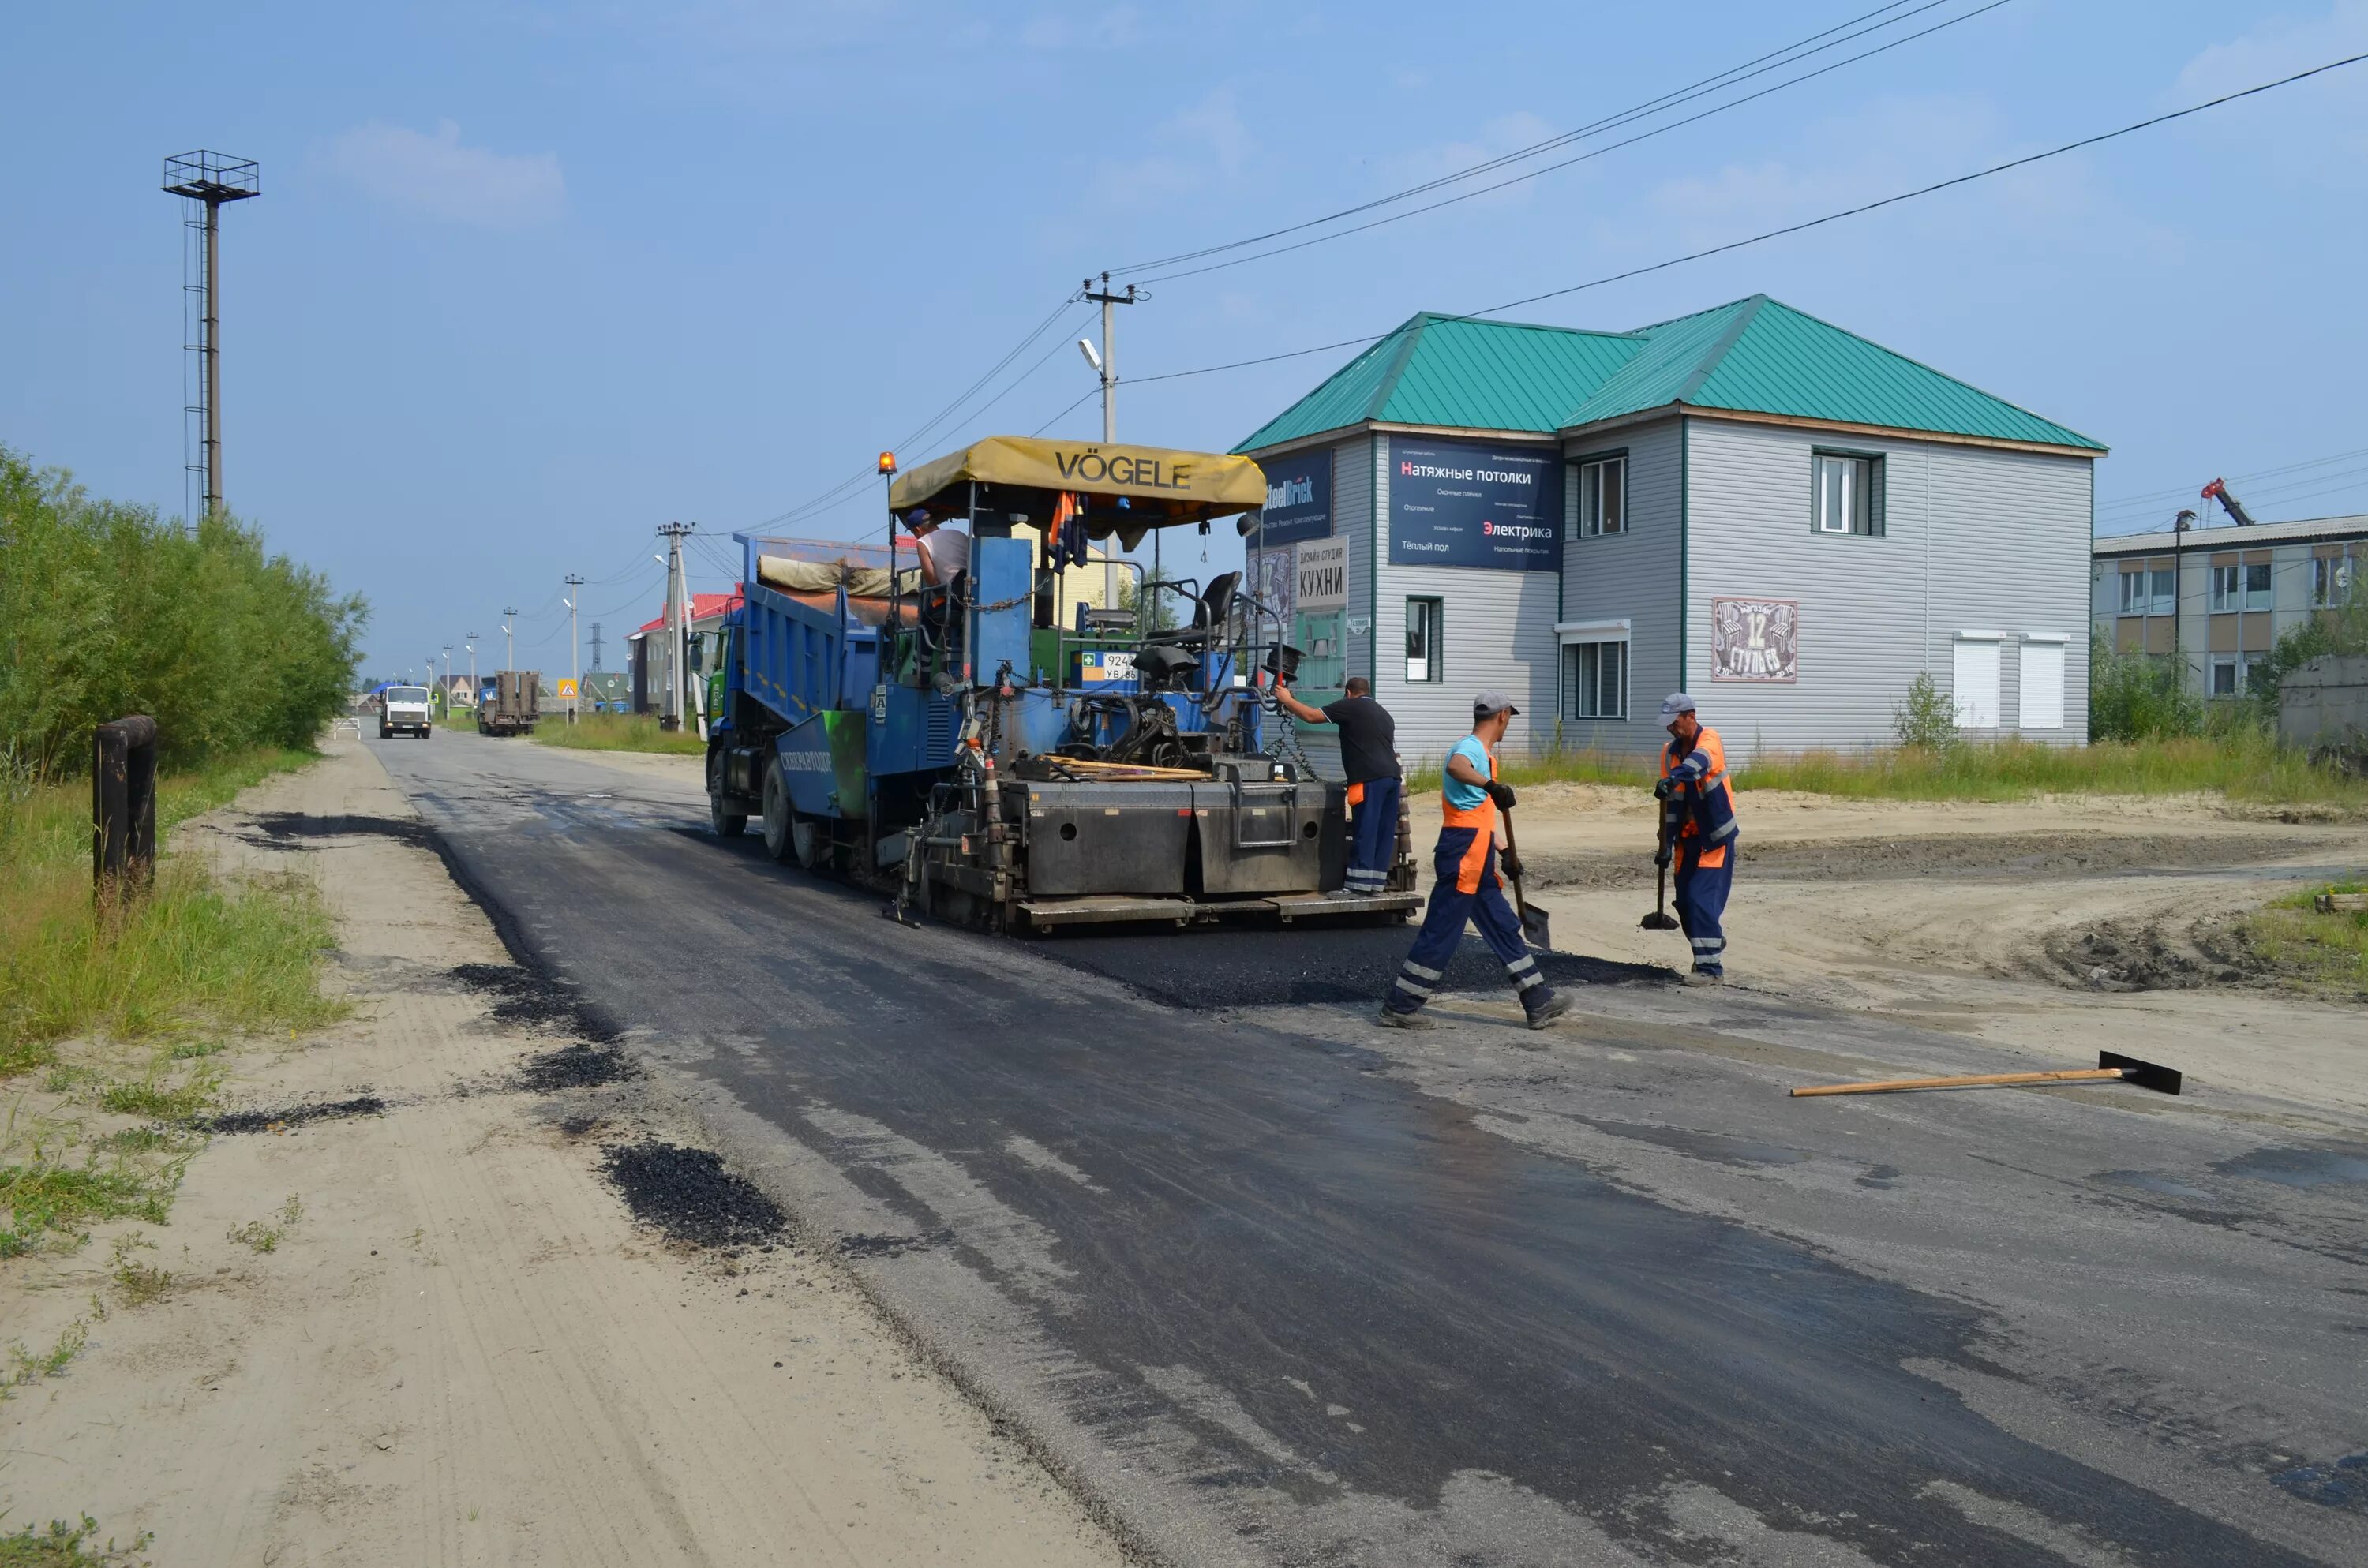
[478,672,541,736]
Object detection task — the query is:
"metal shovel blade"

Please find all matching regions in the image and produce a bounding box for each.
[1639,911,1680,930]
[1519,901,1553,952]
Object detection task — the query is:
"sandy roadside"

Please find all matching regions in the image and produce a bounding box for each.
[0,739,1126,1568]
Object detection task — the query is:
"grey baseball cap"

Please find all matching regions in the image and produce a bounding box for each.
[1658,692,1697,721]
[1473,690,1519,718]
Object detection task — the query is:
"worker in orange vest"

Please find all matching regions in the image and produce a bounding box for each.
[1654,693,1738,984]
[1379,692,1572,1030]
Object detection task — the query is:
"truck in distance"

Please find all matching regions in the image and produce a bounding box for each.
[478,672,541,737]
[380,684,433,739]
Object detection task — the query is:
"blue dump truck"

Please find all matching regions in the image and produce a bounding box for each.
[702,436,1419,933]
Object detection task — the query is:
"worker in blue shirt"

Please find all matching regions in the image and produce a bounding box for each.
[1654,693,1739,984]
[1380,691,1573,1031]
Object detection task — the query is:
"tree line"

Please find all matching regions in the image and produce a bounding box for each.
[0,443,366,776]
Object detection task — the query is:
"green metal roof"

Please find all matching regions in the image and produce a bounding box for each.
[1237,294,2104,455]
[1233,313,1639,451]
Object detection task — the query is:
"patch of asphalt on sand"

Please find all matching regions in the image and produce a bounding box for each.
[1033,922,1665,1009]
[601,1140,787,1248]
[201,1095,388,1135]
[0,736,1130,1568]
[517,1041,639,1091]
[1528,829,2329,890]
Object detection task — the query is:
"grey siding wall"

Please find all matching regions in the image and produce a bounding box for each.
[1684,417,2094,756]
[1556,416,1683,760]
[1369,431,1564,766]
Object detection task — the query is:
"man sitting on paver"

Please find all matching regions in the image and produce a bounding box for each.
[1379,692,1572,1031]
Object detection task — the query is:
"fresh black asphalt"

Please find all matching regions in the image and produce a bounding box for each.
[366,730,2368,1566]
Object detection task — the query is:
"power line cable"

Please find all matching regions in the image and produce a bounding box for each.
[1135,0,2010,287]
[2096,446,2368,512]
[1129,52,2368,391]
[1113,0,1941,275]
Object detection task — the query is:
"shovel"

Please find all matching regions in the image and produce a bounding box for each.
[1500,806,1553,952]
[1789,1051,2182,1099]
[1640,805,1681,931]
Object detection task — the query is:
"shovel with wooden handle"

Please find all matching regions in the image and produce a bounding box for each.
[1789,1051,2183,1098]
[1499,807,1552,952]
[1640,803,1680,931]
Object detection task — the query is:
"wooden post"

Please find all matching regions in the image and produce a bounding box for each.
[92,715,159,907]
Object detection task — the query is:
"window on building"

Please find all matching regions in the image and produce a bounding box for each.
[1952,635,2001,729]
[2314,554,2356,608]
[2209,655,2239,698]
[1575,455,1626,538]
[1813,451,1884,536]
[2209,564,2239,612]
[1563,640,1627,720]
[2119,569,2147,616]
[2150,567,2176,615]
[2243,561,2272,611]
[1404,597,1442,684]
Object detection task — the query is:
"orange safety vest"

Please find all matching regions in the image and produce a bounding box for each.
[1441,743,1500,894]
[1660,724,1738,870]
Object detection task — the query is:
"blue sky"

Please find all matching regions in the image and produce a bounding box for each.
[6,0,2366,679]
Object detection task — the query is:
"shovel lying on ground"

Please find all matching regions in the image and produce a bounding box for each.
[1499,807,1552,952]
[1789,1051,2183,1098]
[1640,807,1680,932]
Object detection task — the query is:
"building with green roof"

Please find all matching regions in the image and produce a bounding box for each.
[1237,294,2104,764]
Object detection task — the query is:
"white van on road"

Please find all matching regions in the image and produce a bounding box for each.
[380,685,433,739]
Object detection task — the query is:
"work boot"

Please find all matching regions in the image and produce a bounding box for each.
[1375,1005,1433,1030]
[1524,990,1574,1030]
[1681,967,1725,987]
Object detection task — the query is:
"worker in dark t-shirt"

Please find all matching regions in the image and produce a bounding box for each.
[1273,675,1401,897]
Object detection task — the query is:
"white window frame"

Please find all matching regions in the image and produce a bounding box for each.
[2209,653,2241,698]
[1813,450,1883,537]
[2118,568,2148,616]
[2242,560,2273,612]
[2311,555,2352,608]
[1404,597,1443,685]
[1574,454,1627,539]
[2149,567,2177,616]
[2209,563,2239,613]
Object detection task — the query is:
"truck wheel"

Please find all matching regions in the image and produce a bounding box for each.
[761,758,796,862]
[379,724,392,739]
[708,749,747,837]
[790,814,823,871]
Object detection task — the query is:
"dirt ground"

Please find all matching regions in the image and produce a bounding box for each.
[1478,780,2368,1120]
[0,740,1126,1567]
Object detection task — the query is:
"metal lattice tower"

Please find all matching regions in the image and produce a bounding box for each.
[162,152,260,524]
[589,622,605,672]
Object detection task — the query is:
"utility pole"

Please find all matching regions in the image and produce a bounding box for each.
[466,633,480,710]
[656,524,695,732]
[502,608,518,674]
[1079,273,1138,444]
[441,644,453,711]
[564,573,585,726]
[162,154,260,523]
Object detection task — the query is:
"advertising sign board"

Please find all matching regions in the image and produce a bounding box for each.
[1387,438,1561,570]
[1709,597,1800,683]
[1295,537,1347,612]
[1250,546,1295,627]
[1257,448,1333,546]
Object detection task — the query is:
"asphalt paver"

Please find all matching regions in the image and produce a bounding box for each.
[365,730,2368,1566]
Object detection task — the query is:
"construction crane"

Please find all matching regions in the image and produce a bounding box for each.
[2201,477,2261,528]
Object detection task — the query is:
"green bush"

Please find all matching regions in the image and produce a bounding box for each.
[0,446,367,777]
[1890,672,1958,751]
[2089,634,2203,743]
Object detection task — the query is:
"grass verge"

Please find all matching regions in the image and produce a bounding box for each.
[530,710,706,756]
[1,750,342,1076]
[2236,882,2368,999]
[0,1513,152,1565]
[1489,734,2368,810]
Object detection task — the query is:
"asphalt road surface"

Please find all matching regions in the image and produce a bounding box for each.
[366,728,2366,1566]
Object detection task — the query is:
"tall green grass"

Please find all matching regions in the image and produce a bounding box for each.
[0,443,365,777]
[531,711,706,755]
[1444,734,2368,809]
[0,750,343,1078]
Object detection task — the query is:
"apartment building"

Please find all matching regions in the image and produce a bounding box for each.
[2091,514,2365,698]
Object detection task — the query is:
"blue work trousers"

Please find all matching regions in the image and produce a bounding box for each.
[1345,777,1401,894]
[1674,841,1734,975]
[1385,829,1550,1014]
